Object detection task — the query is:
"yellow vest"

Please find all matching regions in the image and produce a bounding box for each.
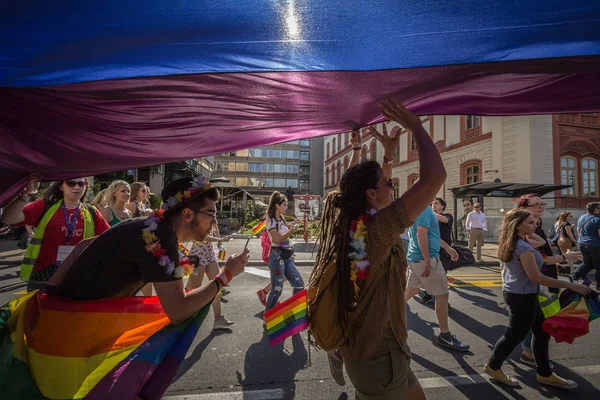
[539,294,561,318]
[20,200,95,281]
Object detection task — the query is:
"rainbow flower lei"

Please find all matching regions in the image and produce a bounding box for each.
[348,208,378,284]
[142,175,212,278]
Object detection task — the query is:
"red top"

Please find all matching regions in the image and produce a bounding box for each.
[19,200,110,271]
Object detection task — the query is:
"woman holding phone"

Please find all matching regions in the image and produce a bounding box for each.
[183,225,234,330]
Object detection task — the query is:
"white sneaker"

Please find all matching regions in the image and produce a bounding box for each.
[213,315,235,330]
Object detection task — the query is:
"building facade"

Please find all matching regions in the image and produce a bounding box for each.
[324,114,599,241]
[212,137,324,200]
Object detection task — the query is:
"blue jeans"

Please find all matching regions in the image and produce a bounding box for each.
[265,249,305,311]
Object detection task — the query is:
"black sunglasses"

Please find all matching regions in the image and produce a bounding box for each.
[65,180,86,188]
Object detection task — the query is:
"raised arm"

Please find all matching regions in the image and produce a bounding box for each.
[380,99,446,222]
[1,175,41,225]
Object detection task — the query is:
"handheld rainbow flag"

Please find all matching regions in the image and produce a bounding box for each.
[0,291,210,399]
[251,220,266,236]
[218,245,226,261]
[179,243,190,255]
[264,289,308,346]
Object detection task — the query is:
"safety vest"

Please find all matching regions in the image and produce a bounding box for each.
[539,294,561,318]
[20,200,95,281]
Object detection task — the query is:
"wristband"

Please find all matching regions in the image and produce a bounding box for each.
[222,268,233,282]
[216,271,230,287]
[213,278,222,292]
[352,147,361,151]
[382,156,393,164]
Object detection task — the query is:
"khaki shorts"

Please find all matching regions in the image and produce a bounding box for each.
[407,258,449,296]
[344,329,417,399]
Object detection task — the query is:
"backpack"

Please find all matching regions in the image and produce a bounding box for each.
[307,257,390,351]
[260,230,271,264]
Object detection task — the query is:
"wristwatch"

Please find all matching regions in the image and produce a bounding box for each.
[382,156,393,165]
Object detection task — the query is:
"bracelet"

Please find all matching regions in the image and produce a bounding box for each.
[17,192,30,202]
[562,255,566,262]
[353,147,361,151]
[222,268,233,282]
[216,271,230,287]
[382,156,393,164]
[213,278,222,292]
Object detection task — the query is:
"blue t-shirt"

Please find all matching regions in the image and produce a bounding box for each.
[502,238,543,294]
[578,213,600,246]
[407,207,440,262]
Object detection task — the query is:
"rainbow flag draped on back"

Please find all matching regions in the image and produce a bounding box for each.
[252,221,266,236]
[264,289,308,346]
[0,291,209,399]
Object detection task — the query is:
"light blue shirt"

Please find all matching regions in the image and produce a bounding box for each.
[578,213,600,247]
[407,207,440,262]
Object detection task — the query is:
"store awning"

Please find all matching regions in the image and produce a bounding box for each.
[448,182,573,199]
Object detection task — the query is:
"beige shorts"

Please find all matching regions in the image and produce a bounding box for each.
[407,258,449,296]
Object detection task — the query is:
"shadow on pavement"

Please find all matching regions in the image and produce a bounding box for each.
[237,328,308,400]
[0,281,26,294]
[173,329,231,383]
[450,286,509,317]
[411,352,528,400]
[446,306,506,346]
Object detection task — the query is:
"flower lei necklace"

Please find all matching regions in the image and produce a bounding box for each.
[348,208,378,285]
[141,176,212,278]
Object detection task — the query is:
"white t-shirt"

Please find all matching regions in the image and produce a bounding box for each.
[266,217,292,248]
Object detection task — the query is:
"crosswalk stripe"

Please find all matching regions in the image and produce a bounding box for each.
[164,389,284,399]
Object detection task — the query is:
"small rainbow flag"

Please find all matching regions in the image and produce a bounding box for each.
[251,220,266,236]
[179,243,190,255]
[264,289,308,346]
[218,245,226,261]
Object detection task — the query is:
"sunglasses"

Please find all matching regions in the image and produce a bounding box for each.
[474,205,481,208]
[376,178,394,189]
[526,202,547,208]
[141,189,147,193]
[65,180,86,188]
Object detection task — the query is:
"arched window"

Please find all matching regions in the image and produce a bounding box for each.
[561,156,577,196]
[369,141,376,161]
[345,132,350,146]
[337,160,342,184]
[325,166,330,187]
[461,161,482,185]
[343,155,349,173]
[332,138,337,156]
[331,163,336,186]
[338,134,342,151]
[582,157,597,196]
[407,174,419,188]
[361,145,368,161]
[392,178,400,199]
[326,142,330,159]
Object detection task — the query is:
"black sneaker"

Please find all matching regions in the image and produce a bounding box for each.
[420,292,434,304]
[438,333,470,352]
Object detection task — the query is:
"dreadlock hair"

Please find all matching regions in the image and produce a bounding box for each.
[312,160,380,334]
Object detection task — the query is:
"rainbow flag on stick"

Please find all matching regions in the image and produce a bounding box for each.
[0,291,210,399]
[264,289,308,346]
[251,220,266,236]
[218,245,226,261]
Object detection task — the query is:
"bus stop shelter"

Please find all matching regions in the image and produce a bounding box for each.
[447,181,572,235]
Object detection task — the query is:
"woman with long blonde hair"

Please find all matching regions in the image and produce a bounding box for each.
[484,208,589,389]
[99,180,132,227]
[91,188,108,209]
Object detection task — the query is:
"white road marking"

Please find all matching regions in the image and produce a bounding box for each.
[163,388,284,399]
[244,266,271,279]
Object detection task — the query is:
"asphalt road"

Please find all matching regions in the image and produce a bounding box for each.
[1,239,599,399]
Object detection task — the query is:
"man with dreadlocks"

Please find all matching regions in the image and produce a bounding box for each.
[311,98,446,400]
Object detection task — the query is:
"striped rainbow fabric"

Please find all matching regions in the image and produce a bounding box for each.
[264,289,308,346]
[0,290,209,399]
[251,221,266,236]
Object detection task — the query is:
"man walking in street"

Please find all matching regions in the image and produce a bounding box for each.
[466,202,487,262]
[419,198,454,304]
[570,202,600,287]
[405,206,469,351]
